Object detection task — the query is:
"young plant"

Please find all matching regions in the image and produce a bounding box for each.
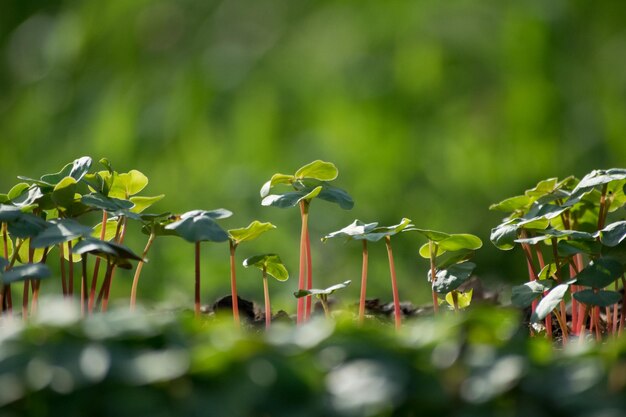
[242,253,289,328]
[294,280,351,318]
[227,221,276,326]
[322,220,379,323]
[165,209,232,316]
[414,229,482,313]
[260,160,353,324]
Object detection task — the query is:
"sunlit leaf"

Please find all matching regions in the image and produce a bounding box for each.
[444,289,473,309]
[82,193,134,212]
[16,239,47,264]
[295,160,338,181]
[130,195,165,214]
[229,221,275,245]
[294,280,351,298]
[489,195,532,212]
[51,176,78,209]
[511,280,553,308]
[0,204,22,222]
[72,237,144,269]
[317,184,354,210]
[92,219,120,241]
[165,210,230,243]
[490,222,519,251]
[597,221,626,247]
[531,283,569,323]
[259,174,295,197]
[108,170,149,199]
[322,219,379,242]
[243,254,289,281]
[261,187,322,208]
[430,262,475,294]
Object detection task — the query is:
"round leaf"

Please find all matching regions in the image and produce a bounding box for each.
[430,262,476,294]
[317,185,354,210]
[243,254,289,281]
[229,221,276,245]
[7,213,47,239]
[82,193,134,212]
[322,220,379,242]
[294,280,351,298]
[108,170,149,199]
[72,237,144,269]
[260,174,295,197]
[511,280,553,308]
[437,234,482,252]
[1,263,51,284]
[261,187,322,208]
[31,219,93,248]
[0,204,22,222]
[16,239,47,264]
[597,221,626,247]
[531,283,569,323]
[295,160,338,181]
[490,222,519,251]
[489,195,532,212]
[413,228,450,242]
[575,258,623,288]
[573,290,622,307]
[51,176,78,209]
[129,195,165,214]
[165,211,230,243]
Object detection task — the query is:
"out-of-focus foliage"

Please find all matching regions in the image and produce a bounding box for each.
[2,301,626,416]
[1,1,626,309]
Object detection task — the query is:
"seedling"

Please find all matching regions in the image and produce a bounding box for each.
[414,229,482,313]
[322,220,378,323]
[260,160,353,324]
[226,221,276,326]
[242,253,289,328]
[294,280,351,318]
[165,209,232,316]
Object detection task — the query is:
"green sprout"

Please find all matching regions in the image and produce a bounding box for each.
[243,253,288,328]
[294,280,351,318]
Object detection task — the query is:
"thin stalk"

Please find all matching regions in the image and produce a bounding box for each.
[130,232,156,311]
[304,220,313,320]
[2,222,11,314]
[579,306,589,344]
[296,201,309,324]
[551,238,568,342]
[521,242,539,315]
[617,275,626,336]
[533,243,552,340]
[262,266,271,329]
[101,217,128,310]
[59,243,68,296]
[429,241,439,314]
[23,244,34,321]
[358,240,369,324]
[229,240,240,327]
[385,236,402,330]
[30,248,49,317]
[98,261,114,312]
[67,241,74,296]
[593,305,601,342]
[194,242,201,317]
[320,295,330,319]
[597,184,609,230]
[81,254,88,316]
[89,211,108,310]
[451,291,459,313]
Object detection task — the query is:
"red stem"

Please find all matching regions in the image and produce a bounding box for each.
[130,232,155,311]
[81,254,88,316]
[358,240,368,324]
[229,240,240,327]
[89,211,108,312]
[305,220,313,320]
[385,236,402,330]
[195,242,201,317]
[68,241,74,296]
[263,266,271,329]
[59,244,67,296]
[296,201,308,325]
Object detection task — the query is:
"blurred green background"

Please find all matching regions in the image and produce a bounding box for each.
[2,0,625,312]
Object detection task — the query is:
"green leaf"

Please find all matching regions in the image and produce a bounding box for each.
[82,193,134,212]
[261,187,322,208]
[489,195,532,212]
[437,234,482,253]
[129,195,165,214]
[108,170,149,199]
[1,263,51,284]
[294,280,351,298]
[490,222,519,251]
[511,280,553,308]
[538,263,561,280]
[295,160,338,182]
[0,204,22,222]
[67,156,93,182]
[322,220,379,242]
[597,221,626,247]
[413,228,450,242]
[531,283,569,323]
[243,254,289,281]
[434,249,475,269]
[165,210,231,243]
[0,257,7,270]
[99,158,113,173]
[444,289,473,309]
[575,258,623,288]
[317,184,354,210]
[72,237,144,269]
[31,219,93,248]
[229,221,276,245]
[557,239,601,257]
[573,290,622,307]
[430,262,476,294]
[569,169,626,202]
[92,219,120,241]
[7,183,30,201]
[0,194,8,204]
[515,229,595,245]
[7,213,47,239]
[10,186,43,208]
[259,174,295,197]
[607,179,626,213]
[525,178,558,199]
[16,240,47,264]
[51,176,78,209]
[0,233,13,259]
